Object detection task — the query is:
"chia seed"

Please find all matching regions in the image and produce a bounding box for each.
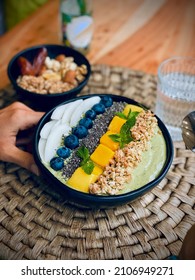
[62,101,126,179]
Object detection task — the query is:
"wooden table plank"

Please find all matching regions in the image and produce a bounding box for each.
[0,0,195,90]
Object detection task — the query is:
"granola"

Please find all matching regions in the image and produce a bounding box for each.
[89,110,158,195]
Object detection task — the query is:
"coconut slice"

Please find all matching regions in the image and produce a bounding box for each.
[51,103,69,120]
[51,119,62,130]
[70,96,101,127]
[44,124,71,162]
[38,138,46,162]
[61,99,83,125]
[40,120,57,139]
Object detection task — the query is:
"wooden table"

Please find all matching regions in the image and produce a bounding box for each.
[0,0,195,90]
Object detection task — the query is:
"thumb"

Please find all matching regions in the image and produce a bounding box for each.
[16,111,44,131]
[5,146,40,176]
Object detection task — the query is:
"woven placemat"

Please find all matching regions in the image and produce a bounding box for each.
[0,65,194,260]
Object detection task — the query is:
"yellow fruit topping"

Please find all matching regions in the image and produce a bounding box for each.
[100,131,119,151]
[92,165,103,176]
[108,116,126,133]
[90,144,114,167]
[67,166,103,193]
[123,104,143,116]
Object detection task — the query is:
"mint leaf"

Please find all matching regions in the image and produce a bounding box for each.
[109,134,121,142]
[82,160,94,175]
[126,109,132,119]
[126,109,140,121]
[129,111,140,119]
[116,109,140,121]
[121,116,136,134]
[109,110,140,148]
[77,146,89,160]
[77,146,94,174]
[115,112,127,120]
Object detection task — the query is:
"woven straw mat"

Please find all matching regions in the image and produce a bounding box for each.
[0,64,194,260]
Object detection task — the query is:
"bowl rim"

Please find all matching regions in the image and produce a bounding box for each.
[7,44,91,98]
[33,93,174,205]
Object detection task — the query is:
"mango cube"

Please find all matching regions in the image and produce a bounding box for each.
[108,116,126,133]
[92,165,103,176]
[100,131,119,151]
[67,166,103,193]
[90,144,114,167]
[123,104,143,116]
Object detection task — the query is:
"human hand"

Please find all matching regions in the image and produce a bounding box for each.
[0,102,44,175]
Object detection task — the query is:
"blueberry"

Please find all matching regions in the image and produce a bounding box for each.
[64,134,79,149]
[72,125,88,139]
[56,146,71,159]
[92,103,105,114]
[101,96,113,107]
[85,109,96,120]
[50,157,64,171]
[79,117,93,129]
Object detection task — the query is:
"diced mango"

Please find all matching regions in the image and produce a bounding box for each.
[67,166,103,193]
[100,131,119,151]
[92,165,103,176]
[108,116,126,133]
[90,144,114,167]
[123,104,143,116]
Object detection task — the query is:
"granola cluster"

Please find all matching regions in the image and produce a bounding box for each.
[17,55,87,94]
[89,110,158,195]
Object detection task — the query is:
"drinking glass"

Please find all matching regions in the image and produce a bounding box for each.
[155,57,195,141]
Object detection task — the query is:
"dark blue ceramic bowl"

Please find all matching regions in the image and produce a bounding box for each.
[7,44,91,110]
[33,94,174,209]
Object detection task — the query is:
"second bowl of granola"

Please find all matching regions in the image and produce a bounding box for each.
[7,44,91,110]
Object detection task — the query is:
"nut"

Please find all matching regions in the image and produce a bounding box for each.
[42,72,61,81]
[55,54,66,62]
[63,70,76,84]
[76,73,85,82]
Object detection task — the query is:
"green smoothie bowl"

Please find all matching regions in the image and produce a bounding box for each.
[33,94,174,208]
